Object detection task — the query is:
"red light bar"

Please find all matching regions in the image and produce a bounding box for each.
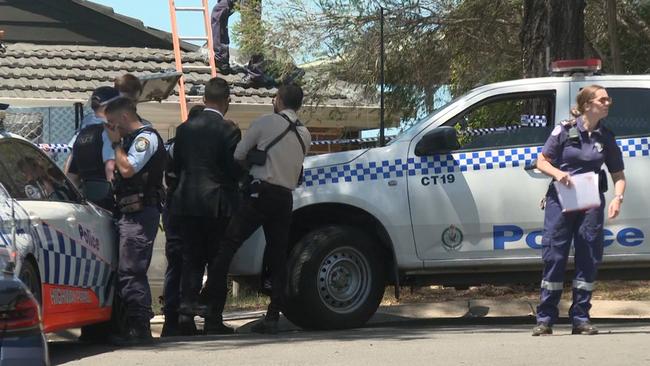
[551,59,602,73]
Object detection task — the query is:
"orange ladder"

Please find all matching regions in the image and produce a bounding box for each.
[168,0,217,121]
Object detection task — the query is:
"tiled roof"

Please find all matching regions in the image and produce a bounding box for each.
[0,43,352,106]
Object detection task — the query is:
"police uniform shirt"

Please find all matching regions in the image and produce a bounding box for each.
[68,114,115,163]
[234,109,311,190]
[125,129,160,174]
[542,116,624,175]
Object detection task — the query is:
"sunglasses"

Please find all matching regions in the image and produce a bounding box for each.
[591,96,613,105]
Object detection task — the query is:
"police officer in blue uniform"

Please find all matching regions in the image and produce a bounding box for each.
[104,97,166,345]
[67,86,120,211]
[533,85,626,336]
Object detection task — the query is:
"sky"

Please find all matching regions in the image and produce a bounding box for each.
[92,0,240,47]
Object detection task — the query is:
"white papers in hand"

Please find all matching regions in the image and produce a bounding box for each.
[553,171,601,212]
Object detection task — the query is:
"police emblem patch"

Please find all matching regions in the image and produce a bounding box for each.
[134,137,149,152]
[594,142,603,152]
[441,225,463,251]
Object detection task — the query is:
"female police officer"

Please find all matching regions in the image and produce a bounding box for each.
[532,85,626,336]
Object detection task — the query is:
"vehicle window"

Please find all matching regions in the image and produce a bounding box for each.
[0,139,81,203]
[445,92,555,151]
[601,88,650,138]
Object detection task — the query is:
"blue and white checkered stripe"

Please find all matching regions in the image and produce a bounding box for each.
[38,144,71,153]
[304,137,648,187]
[36,222,112,306]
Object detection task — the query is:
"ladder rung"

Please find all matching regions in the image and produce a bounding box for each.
[182,65,212,72]
[175,7,205,11]
[180,36,208,41]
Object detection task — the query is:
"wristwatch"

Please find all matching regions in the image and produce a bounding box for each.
[111,141,121,149]
[614,194,624,203]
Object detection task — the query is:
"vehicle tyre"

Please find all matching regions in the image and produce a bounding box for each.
[284,225,386,330]
[19,259,42,304]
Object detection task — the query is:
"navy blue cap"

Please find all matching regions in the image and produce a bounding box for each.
[91,86,120,106]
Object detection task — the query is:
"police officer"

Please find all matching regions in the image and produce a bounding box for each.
[172,78,241,335]
[104,97,166,345]
[160,105,205,337]
[533,85,626,336]
[202,83,311,334]
[67,86,120,210]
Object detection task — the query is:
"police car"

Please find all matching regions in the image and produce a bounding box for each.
[229,59,650,330]
[0,132,117,334]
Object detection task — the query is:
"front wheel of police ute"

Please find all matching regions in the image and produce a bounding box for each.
[284,225,386,330]
[19,259,42,304]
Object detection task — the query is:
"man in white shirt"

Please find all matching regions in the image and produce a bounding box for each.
[202,84,311,334]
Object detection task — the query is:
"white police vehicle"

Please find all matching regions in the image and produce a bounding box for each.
[230,59,650,330]
[0,132,117,334]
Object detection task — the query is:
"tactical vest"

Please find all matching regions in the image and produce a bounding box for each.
[114,126,166,206]
[72,124,105,181]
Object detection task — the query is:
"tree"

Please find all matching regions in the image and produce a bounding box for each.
[260,0,650,122]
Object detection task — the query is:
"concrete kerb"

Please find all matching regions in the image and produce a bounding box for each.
[148,300,650,337]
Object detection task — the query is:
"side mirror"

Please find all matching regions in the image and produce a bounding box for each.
[415,127,461,156]
[80,179,113,204]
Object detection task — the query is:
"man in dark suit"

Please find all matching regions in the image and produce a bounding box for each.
[171,77,241,334]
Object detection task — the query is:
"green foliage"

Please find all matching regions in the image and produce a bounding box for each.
[265,0,650,128]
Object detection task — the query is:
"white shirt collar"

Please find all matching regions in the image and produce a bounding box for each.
[203,108,224,118]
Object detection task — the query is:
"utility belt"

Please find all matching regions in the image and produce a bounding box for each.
[116,191,161,214]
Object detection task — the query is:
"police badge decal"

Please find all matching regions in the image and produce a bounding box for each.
[135,137,149,152]
[441,225,463,251]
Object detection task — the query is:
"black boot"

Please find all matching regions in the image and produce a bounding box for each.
[531,322,552,336]
[161,314,179,338]
[178,314,199,336]
[251,315,279,335]
[111,320,154,346]
[204,317,235,335]
[572,321,599,335]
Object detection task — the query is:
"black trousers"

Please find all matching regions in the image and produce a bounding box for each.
[162,204,183,320]
[205,181,293,320]
[179,216,229,313]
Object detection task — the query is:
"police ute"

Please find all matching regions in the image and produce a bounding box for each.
[229,59,650,330]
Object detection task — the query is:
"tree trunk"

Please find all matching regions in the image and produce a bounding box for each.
[606,0,622,73]
[521,0,586,77]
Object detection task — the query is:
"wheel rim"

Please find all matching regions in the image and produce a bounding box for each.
[317,246,372,314]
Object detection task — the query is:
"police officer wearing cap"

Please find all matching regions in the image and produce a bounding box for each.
[201,83,311,334]
[532,85,626,336]
[104,97,166,345]
[172,78,241,335]
[67,86,120,210]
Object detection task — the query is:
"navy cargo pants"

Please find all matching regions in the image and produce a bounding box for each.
[536,187,605,326]
[117,206,160,325]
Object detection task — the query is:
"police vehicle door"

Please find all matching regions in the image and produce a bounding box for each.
[569,80,650,257]
[408,83,571,264]
[0,139,113,312]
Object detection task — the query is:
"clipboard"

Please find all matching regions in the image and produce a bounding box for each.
[553,171,601,212]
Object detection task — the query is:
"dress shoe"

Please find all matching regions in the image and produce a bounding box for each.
[531,323,552,336]
[572,322,599,335]
[251,317,279,335]
[110,322,154,346]
[204,319,235,335]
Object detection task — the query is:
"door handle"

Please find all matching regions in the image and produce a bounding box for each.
[66,216,77,225]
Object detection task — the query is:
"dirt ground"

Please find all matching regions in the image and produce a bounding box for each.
[381,281,650,305]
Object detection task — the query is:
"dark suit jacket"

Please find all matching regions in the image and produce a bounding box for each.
[171,110,242,218]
